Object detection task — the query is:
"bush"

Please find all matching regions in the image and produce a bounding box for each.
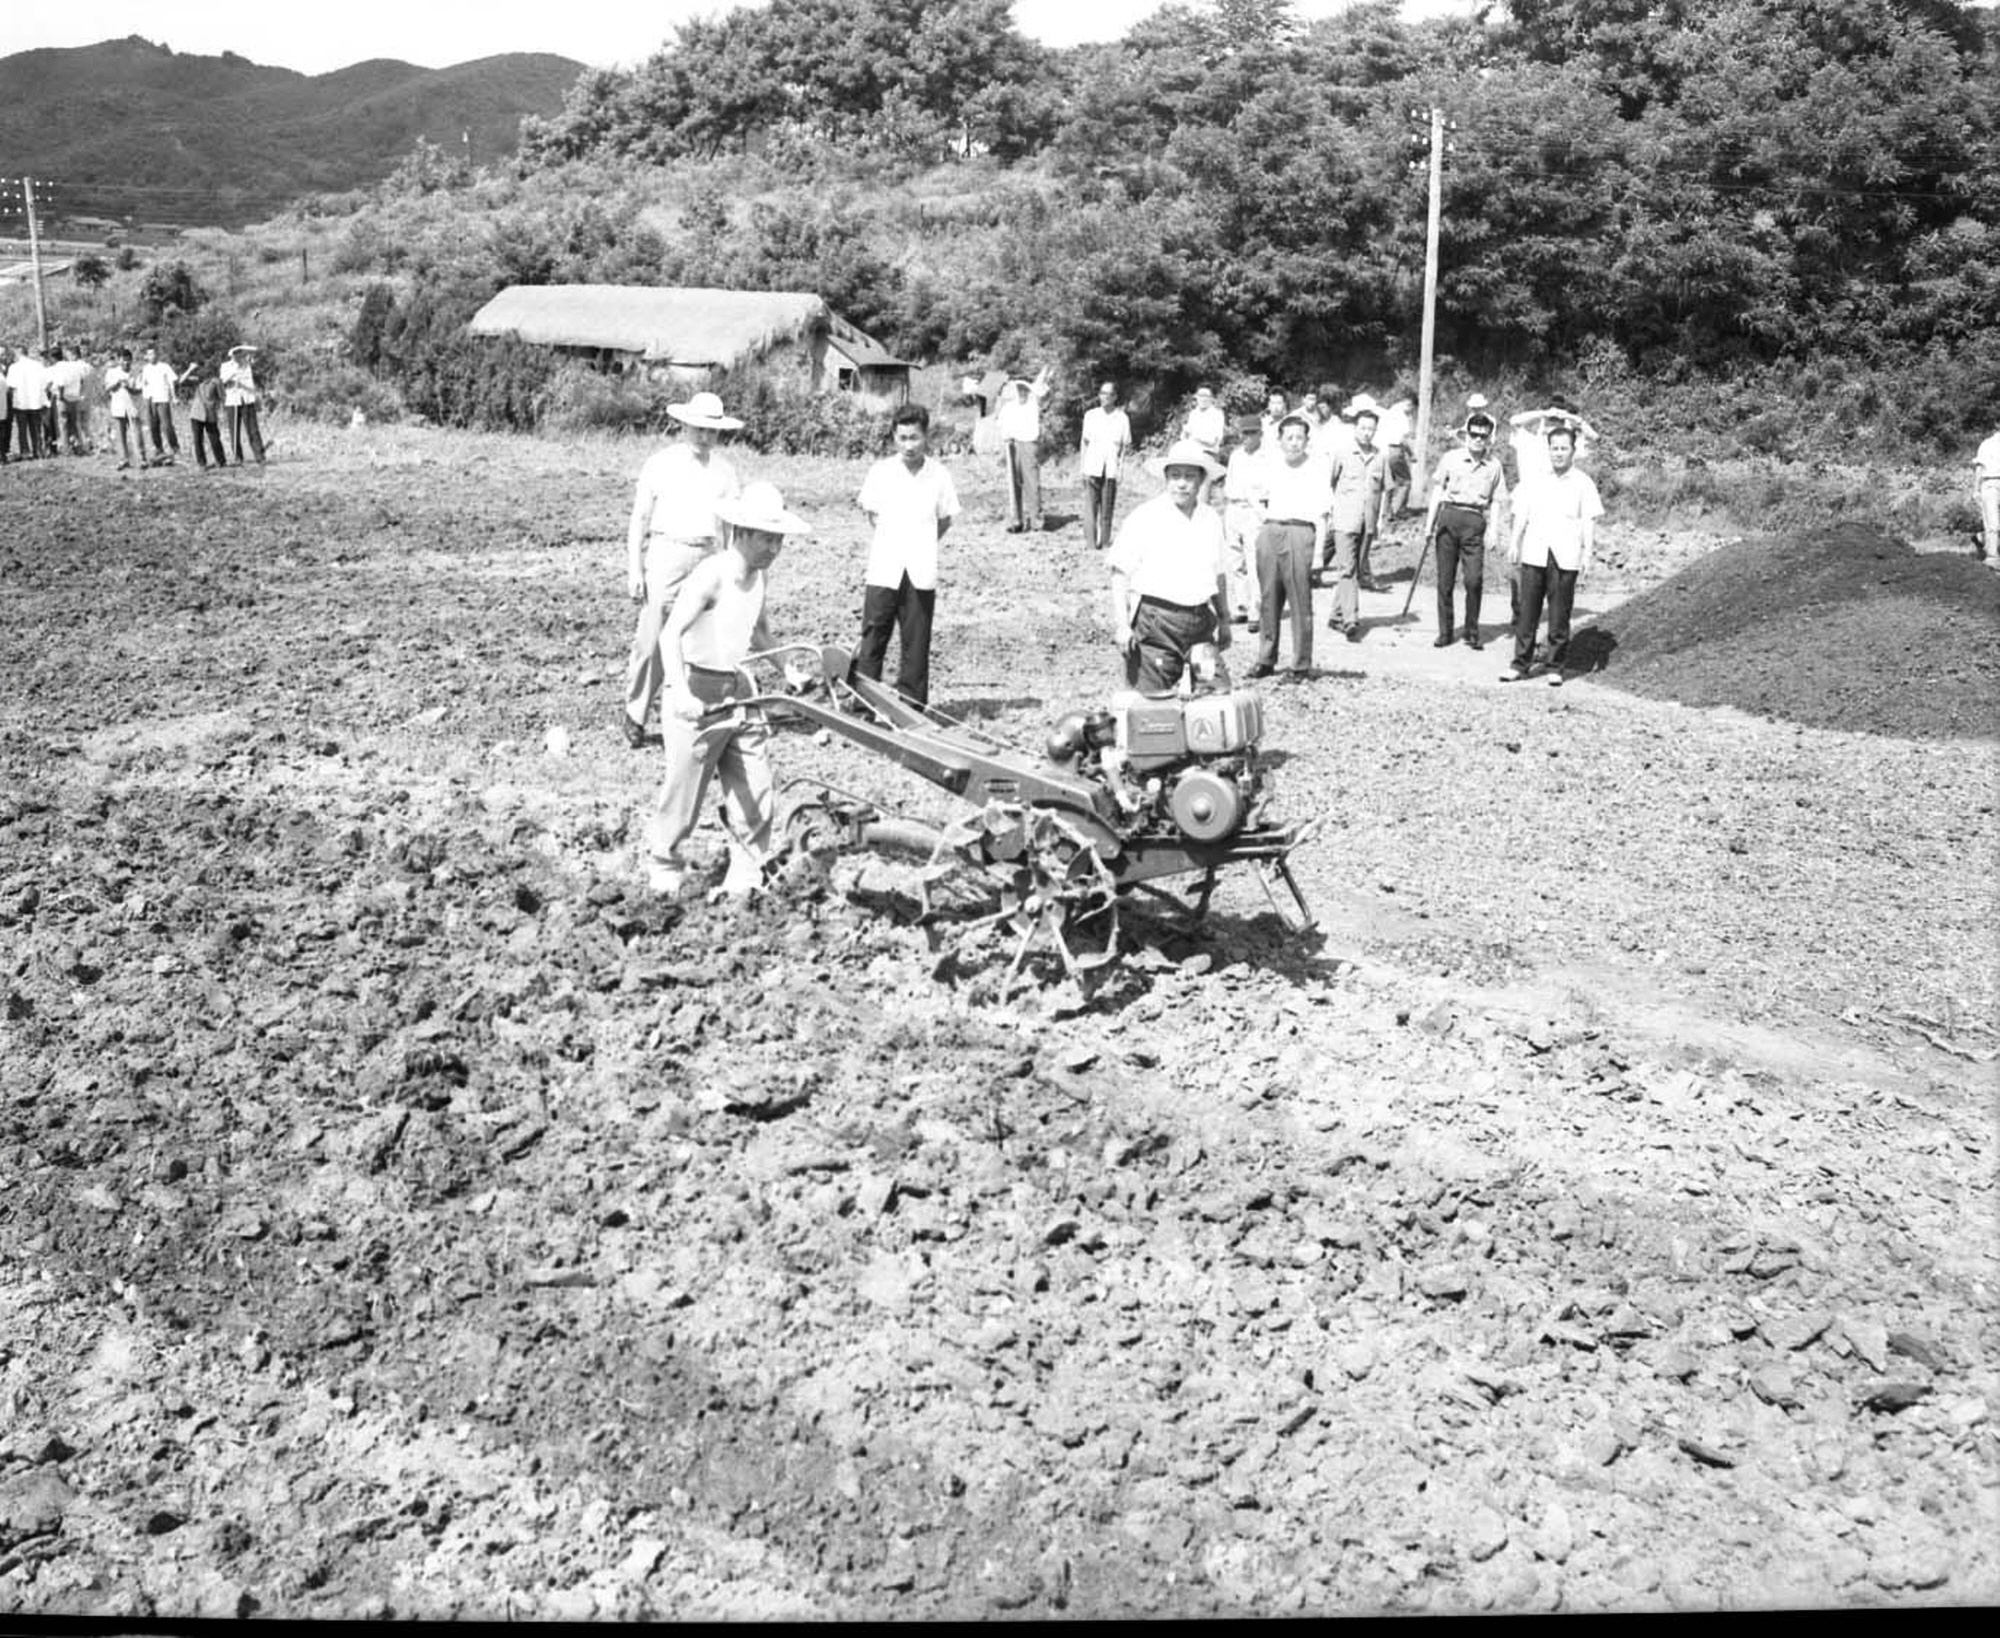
[730,369,893,457]
[539,364,675,434]
[278,357,405,425]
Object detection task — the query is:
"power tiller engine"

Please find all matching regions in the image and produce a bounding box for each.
[696,642,1315,983]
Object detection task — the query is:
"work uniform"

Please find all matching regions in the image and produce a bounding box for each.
[1426,443,1508,644]
[1325,439,1386,633]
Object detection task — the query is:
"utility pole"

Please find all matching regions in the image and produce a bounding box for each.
[14,176,52,351]
[1409,108,1444,504]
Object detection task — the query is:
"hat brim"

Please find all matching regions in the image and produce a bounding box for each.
[668,404,744,431]
[717,503,812,535]
[1147,453,1226,481]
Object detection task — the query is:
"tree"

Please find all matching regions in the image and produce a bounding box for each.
[71,254,111,293]
[138,260,206,323]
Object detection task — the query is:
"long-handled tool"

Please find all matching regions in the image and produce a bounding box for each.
[1401,518,1439,620]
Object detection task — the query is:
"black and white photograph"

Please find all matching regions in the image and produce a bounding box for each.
[1,0,1994,1619]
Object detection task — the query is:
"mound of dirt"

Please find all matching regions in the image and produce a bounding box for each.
[1582,526,2000,740]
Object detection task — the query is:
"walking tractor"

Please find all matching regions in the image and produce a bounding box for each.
[701,644,1318,984]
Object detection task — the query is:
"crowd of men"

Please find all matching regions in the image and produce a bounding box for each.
[618,377,1623,899]
[1,341,268,469]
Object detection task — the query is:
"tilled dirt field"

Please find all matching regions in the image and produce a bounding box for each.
[1,428,1994,1616]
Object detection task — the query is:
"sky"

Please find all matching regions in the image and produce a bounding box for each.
[4,0,1478,75]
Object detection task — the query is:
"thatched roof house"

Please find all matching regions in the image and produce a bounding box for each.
[466,284,910,407]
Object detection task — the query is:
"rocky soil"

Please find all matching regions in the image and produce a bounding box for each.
[1,427,1994,1617]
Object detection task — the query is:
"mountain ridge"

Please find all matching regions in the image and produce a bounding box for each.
[0,37,584,228]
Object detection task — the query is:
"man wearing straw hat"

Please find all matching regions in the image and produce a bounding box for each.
[645,480,812,899]
[621,390,743,749]
[219,344,267,465]
[1107,438,1231,696]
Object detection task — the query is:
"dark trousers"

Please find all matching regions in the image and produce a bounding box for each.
[1434,504,1487,639]
[190,416,227,468]
[112,417,140,464]
[12,410,46,458]
[1082,474,1118,550]
[59,401,83,453]
[1125,595,1215,696]
[1513,560,1580,671]
[1005,440,1041,528]
[0,400,10,458]
[855,574,937,706]
[146,402,179,458]
[229,402,266,463]
[1255,521,1315,673]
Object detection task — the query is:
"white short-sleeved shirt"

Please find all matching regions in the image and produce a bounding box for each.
[139,361,177,404]
[5,357,49,410]
[1263,454,1330,524]
[1224,445,1270,511]
[630,444,740,546]
[1976,432,2000,481]
[858,455,959,591]
[1109,491,1227,606]
[1513,468,1604,571]
[1079,406,1131,479]
[104,365,137,418]
[1184,403,1227,454]
[220,358,259,406]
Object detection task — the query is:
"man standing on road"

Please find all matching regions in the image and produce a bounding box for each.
[995,366,1051,532]
[48,346,92,455]
[219,344,268,465]
[1975,421,2000,570]
[1503,424,1603,687]
[855,403,960,707]
[1078,381,1130,551]
[1325,406,1386,644]
[621,391,743,749]
[1222,415,1269,630]
[1108,438,1231,696]
[138,346,183,466]
[7,345,49,460]
[1251,413,1327,680]
[644,481,813,899]
[1422,410,1508,650]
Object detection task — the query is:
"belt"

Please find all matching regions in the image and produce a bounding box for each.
[1441,500,1488,512]
[1137,594,1209,614]
[1266,518,1317,528]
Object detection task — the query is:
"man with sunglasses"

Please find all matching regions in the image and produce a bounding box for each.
[1420,410,1508,649]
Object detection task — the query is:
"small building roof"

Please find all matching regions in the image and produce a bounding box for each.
[827,314,907,371]
[467,284,829,367]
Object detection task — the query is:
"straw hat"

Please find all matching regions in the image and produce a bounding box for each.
[667,390,744,431]
[228,343,258,356]
[716,480,812,536]
[1146,438,1226,481]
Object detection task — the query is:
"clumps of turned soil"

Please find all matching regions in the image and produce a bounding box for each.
[1581,526,1999,741]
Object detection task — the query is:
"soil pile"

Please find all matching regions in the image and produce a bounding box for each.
[1583,525,1999,740]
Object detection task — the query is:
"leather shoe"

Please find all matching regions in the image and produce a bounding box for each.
[1248,663,1275,679]
[1433,633,1455,648]
[619,712,647,749]
[1465,635,1484,650]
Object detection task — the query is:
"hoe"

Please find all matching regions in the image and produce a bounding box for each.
[698,643,1317,987]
